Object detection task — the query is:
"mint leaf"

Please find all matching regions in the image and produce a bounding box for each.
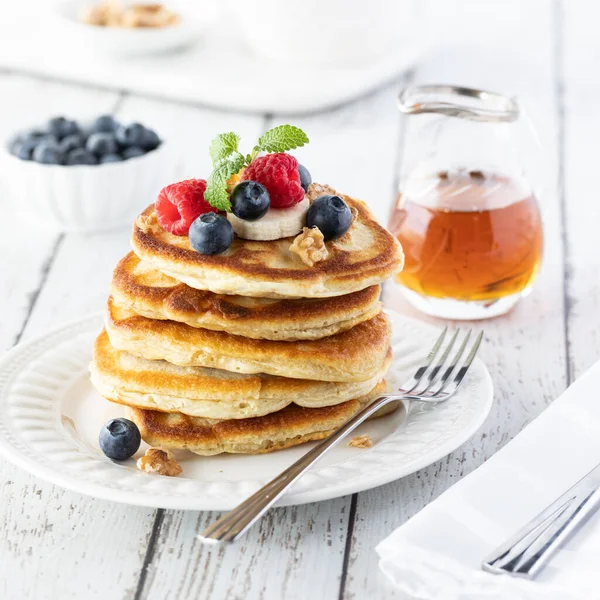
[204,152,245,211]
[209,132,240,164]
[255,125,309,155]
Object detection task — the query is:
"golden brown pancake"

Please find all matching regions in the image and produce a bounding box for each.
[127,381,397,455]
[131,183,404,299]
[105,298,392,383]
[91,330,392,419]
[111,252,382,340]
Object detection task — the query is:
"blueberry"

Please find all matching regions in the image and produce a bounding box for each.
[90,114,118,134]
[116,122,146,147]
[19,129,47,144]
[230,181,270,221]
[66,148,98,165]
[298,164,312,193]
[99,418,141,461]
[100,153,123,163]
[47,116,80,141]
[189,212,233,255]
[32,141,64,165]
[86,132,119,156]
[306,194,352,241]
[8,136,22,155]
[11,138,38,160]
[121,146,145,160]
[36,134,60,145]
[59,133,85,154]
[140,128,160,151]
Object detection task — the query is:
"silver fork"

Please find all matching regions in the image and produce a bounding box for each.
[482,462,600,578]
[199,328,484,544]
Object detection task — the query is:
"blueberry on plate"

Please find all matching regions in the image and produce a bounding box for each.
[66,148,98,165]
[100,153,123,164]
[86,132,119,156]
[306,194,353,241]
[231,181,270,221]
[116,123,146,147]
[90,114,118,134]
[298,164,312,193]
[47,116,80,141]
[189,212,234,255]
[121,146,145,160]
[59,133,86,155]
[32,141,64,165]
[99,418,141,461]
[140,128,160,151]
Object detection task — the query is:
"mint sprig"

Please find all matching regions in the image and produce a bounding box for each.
[205,125,309,211]
[251,125,309,159]
[205,152,245,212]
[209,132,240,163]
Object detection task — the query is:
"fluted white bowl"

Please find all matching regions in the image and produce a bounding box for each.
[1,142,176,232]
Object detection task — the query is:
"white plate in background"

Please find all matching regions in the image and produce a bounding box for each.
[0,2,427,113]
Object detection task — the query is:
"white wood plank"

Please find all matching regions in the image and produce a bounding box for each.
[138,84,405,600]
[0,77,157,600]
[141,501,351,600]
[561,2,600,381]
[344,1,568,597]
[1,231,156,599]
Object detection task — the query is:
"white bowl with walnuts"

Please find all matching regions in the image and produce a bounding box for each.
[53,0,213,56]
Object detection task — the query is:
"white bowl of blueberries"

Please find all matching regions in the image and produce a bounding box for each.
[3,115,176,232]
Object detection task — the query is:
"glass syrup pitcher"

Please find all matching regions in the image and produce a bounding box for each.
[389,85,544,320]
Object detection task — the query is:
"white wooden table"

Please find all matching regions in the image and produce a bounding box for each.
[1,1,597,598]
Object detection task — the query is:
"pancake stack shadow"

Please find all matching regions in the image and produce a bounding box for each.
[90,184,404,456]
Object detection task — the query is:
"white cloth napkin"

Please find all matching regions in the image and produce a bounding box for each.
[376,360,600,600]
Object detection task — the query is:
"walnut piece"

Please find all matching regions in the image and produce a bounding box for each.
[289,227,329,266]
[121,4,179,28]
[307,183,337,203]
[348,435,373,449]
[81,1,179,28]
[137,448,182,477]
[135,213,163,235]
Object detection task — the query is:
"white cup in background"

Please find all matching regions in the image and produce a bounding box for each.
[226,0,419,67]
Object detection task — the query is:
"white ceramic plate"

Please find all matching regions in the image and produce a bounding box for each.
[0,311,493,510]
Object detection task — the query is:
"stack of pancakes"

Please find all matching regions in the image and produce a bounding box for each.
[91,184,404,455]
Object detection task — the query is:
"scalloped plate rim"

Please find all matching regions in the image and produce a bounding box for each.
[0,310,493,509]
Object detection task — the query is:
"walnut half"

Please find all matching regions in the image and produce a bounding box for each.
[135,213,163,235]
[137,448,182,477]
[289,227,329,267]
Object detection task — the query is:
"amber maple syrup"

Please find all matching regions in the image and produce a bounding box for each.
[389,170,543,303]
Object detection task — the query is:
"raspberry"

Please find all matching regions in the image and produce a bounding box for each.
[155,179,210,235]
[241,153,304,208]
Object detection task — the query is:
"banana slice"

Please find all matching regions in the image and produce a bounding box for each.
[227,197,309,241]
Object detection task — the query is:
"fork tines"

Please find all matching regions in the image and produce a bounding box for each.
[402,328,484,402]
